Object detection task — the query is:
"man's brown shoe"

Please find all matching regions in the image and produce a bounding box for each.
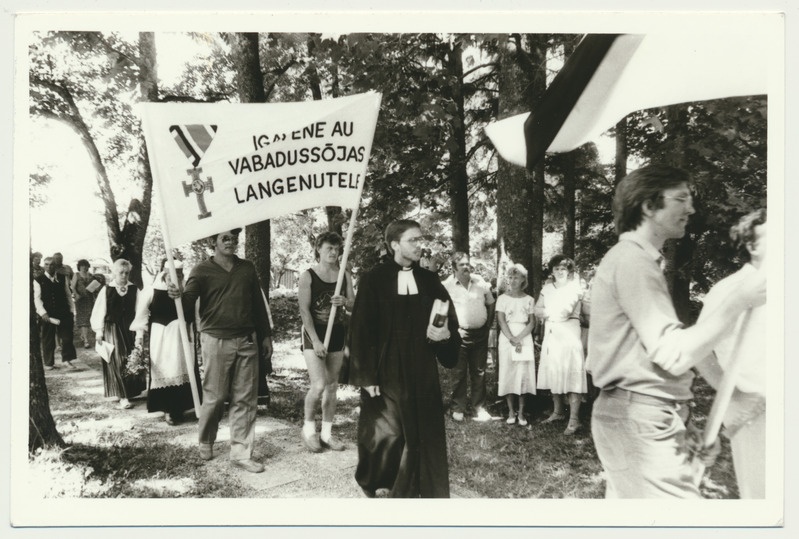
[231,459,265,473]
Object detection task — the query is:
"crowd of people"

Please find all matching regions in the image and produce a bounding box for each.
[30,164,768,500]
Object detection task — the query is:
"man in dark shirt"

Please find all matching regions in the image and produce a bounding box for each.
[169,228,272,473]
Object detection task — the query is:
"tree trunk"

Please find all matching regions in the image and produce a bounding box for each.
[614,117,628,184]
[233,33,272,291]
[662,106,694,324]
[443,39,470,253]
[305,35,343,235]
[325,206,343,235]
[127,32,157,289]
[559,38,578,261]
[561,153,576,260]
[29,279,63,452]
[496,35,541,286]
[526,34,548,298]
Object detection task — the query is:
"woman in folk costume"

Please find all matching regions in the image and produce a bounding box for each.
[535,254,588,435]
[90,258,144,409]
[131,260,201,425]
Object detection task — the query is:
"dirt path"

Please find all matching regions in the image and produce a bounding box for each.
[43,344,480,498]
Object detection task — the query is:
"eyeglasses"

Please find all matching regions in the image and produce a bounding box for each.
[659,194,694,205]
[403,237,424,245]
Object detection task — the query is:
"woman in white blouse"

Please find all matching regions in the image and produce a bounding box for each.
[535,255,587,435]
[90,259,143,409]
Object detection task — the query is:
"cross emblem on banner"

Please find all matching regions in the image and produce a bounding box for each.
[182,167,214,219]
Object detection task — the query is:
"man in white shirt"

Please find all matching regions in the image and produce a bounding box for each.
[33,257,77,370]
[444,252,496,422]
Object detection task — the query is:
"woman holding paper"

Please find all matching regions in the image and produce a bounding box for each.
[297,232,355,452]
[495,263,537,426]
[91,258,144,410]
[72,259,99,349]
[536,255,587,435]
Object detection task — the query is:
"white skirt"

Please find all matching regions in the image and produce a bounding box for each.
[497,322,537,396]
[537,318,587,394]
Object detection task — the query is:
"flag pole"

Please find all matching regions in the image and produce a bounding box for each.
[691,309,754,486]
[161,243,202,414]
[323,206,359,350]
[138,106,202,413]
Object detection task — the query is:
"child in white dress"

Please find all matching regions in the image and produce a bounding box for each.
[495,264,537,426]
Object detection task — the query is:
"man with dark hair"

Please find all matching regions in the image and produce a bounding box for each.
[347,219,461,497]
[444,251,495,422]
[695,208,767,498]
[168,228,273,473]
[586,164,766,498]
[33,257,77,370]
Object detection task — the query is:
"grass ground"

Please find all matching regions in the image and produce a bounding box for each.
[28,294,739,499]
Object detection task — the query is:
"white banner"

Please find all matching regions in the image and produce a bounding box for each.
[139,92,382,245]
[486,32,768,167]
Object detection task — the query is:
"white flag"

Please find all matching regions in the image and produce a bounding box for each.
[485,32,769,168]
[139,92,382,245]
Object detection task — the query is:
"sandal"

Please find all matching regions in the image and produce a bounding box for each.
[518,417,529,427]
[543,413,566,423]
[506,414,516,425]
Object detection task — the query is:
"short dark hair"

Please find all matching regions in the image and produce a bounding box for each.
[613,164,691,235]
[547,254,575,273]
[77,259,90,271]
[730,208,767,262]
[384,219,421,254]
[450,251,469,269]
[314,231,344,261]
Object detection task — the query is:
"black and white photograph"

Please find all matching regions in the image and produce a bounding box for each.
[5,0,792,534]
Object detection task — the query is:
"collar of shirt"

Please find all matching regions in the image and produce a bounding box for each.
[44,273,57,282]
[619,230,664,265]
[397,265,418,295]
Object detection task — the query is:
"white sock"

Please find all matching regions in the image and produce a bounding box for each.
[320,421,333,442]
[303,420,316,436]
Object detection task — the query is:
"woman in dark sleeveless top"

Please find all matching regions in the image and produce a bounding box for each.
[90,259,143,410]
[298,232,355,453]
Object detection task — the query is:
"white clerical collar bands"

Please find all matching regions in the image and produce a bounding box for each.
[397,267,419,295]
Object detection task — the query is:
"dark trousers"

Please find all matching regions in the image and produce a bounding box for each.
[40,314,77,366]
[451,328,488,413]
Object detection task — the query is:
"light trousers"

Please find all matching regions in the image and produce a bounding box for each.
[198,333,259,461]
[591,389,701,498]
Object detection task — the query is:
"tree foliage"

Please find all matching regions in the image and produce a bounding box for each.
[29,31,157,288]
[29,31,768,297]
